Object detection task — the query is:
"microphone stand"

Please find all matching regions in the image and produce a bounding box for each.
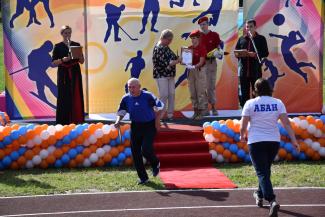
[248,31,262,64]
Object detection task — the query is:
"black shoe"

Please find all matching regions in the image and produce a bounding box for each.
[269,200,280,217]
[137,178,149,185]
[152,162,160,177]
[253,191,263,207]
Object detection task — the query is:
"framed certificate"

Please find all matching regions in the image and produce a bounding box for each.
[234,49,249,58]
[181,47,193,65]
[70,46,83,59]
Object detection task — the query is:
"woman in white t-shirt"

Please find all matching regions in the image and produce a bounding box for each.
[240,78,299,217]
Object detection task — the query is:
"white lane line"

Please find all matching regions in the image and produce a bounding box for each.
[1,204,325,217]
[1,187,324,199]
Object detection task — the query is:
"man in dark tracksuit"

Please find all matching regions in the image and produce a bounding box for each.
[235,19,269,107]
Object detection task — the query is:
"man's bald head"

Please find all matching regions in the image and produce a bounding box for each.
[127,78,141,96]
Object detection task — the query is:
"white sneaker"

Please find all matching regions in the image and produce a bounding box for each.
[269,200,280,217]
[253,191,263,207]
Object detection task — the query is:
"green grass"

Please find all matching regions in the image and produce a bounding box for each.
[0,161,324,197]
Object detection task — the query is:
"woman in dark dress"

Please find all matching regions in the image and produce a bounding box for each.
[52,25,85,125]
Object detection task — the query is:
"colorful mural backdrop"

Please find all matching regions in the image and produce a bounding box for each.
[244,0,324,113]
[1,0,323,119]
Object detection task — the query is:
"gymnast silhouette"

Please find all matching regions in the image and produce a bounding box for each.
[269,30,316,83]
[285,0,303,7]
[192,0,223,26]
[124,51,146,93]
[262,58,285,88]
[9,0,38,28]
[29,0,55,28]
[104,3,125,42]
[28,41,57,104]
[169,0,200,8]
[139,0,160,34]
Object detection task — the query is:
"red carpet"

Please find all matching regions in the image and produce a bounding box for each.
[154,124,237,189]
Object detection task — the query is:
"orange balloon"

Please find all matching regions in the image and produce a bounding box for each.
[215,144,224,154]
[2,126,11,137]
[34,125,43,135]
[0,149,5,160]
[40,160,48,169]
[220,134,227,142]
[11,124,20,130]
[315,119,323,129]
[125,157,133,166]
[4,147,12,155]
[222,149,232,159]
[117,145,125,152]
[46,155,56,164]
[41,124,48,130]
[124,139,130,147]
[62,146,70,153]
[89,145,97,153]
[285,153,293,161]
[76,135,84,144]
[96,122,104,129]
[11,141,20,151]
[68,160,77,168]
[88,124,97,134]
[312,152,320,161]
[82,148,92,158]
[225,119,235,130]
[234,124,240,133]
[300,130,309,139]
[10,162,19,170]
[212,130,221,139]
[305,148,314,158]
[24,150,34,160]
[17,156,27,167]
[53,149,63,158]
[230,154,238,163]
[110,129,119,139]
[299,142,308,152]
[306,116,316,125]
[70,141,77,148]
[204,126,213,134]
[41,140,49,149]
[278,148,287,158]
[110,147,119,158]
[32,146,41,155]
[95,159,105,167]
[75,154,85,164]
[82,129,91,139]
[18,136,28,145]
[103,153,112,163]
[48,135,57,146]
[318,138,325,147]
[209,142,216,150]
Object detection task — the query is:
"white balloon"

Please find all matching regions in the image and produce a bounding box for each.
[39,150,49,159]
[292,117,301,125]
[304,138,313,146]
[33,136,42,145]
[315,129,322,138]
[89,153,99,163]
[300,120,308,129]
[83,159,91,167]
[32,155,42,165]
[27,140,34,148]
[319,147,325,157]
[103,145,111,153]
[307,125,316,134]
[94,129,104,139]
[47,126,56,135]
[89,135,97,144]
[26,160,34,169]
[216,154,224,163]
[47,146,56,153]
[96,148,105,157]
[274,155,280,162]
[311,142,321,151]
[205,134,215,143]
[55,124,63,131]
[40,130,50,140]
[83,139,90,147]
[102,125,111,134]
[209,150,217,159]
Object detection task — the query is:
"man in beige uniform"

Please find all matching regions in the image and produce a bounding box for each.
[198,16,222,116]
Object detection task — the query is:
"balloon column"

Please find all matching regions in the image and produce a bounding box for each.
[203,116,325,163]
[0,123,133,170]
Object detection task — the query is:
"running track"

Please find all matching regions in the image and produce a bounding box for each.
[0,188,324,217]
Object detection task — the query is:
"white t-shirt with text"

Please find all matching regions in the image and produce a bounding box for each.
[242,96,287,144]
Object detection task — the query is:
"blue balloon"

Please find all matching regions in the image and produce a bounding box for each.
[124,130,131,140]
[18,147,27,155]
[237,149,246,159]
[124,147,132,157]
[320,115,325,123]
[116,136,122,144]
[10,130,20,140]
[284,143,293,153]
[69,130,78,139]
[68,149,78,159]
[110,140,117,147]
[10,151,20,161]
[203,122,211,128]
[292,149,299,158]
[228,130,235,138]
[298,152,307,161]
[54,160,63,168]
[62,136,71,145]
[117,153,126,162]
[76,125,84,134]
[244,155,251,163]
[55,140,63,148]
[61,154,70,164]
[211,121,220,130]
[220,124,227,133]
[82,123,89,129]
[19,126,27,135]
[223,142,230,149]
[26,124,35,130]
[229,144,238,153]
[234,134,240,142]
[111,158,118,166]
[0,142,4,149]
[3,136,12,146]
[280,141,285,148]
[76,146,84,154]
[2,156,12,166]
